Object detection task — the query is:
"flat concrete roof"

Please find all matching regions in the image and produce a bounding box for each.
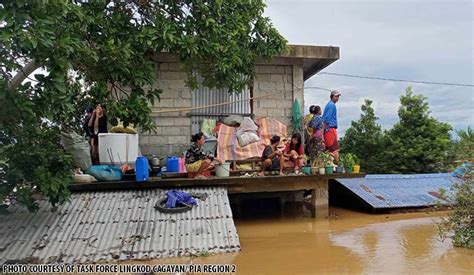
[259,44,340,80]
[281,44,340,81]
[154,44,340,81]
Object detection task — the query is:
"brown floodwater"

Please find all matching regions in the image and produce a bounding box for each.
[146,206,473,274]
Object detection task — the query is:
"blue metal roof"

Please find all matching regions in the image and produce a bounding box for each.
[335,173,460,209]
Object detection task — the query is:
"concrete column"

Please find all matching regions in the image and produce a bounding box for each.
[291,64,304,106]
[311,179,329,218]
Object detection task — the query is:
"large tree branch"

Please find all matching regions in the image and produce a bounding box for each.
[7,60,41,91]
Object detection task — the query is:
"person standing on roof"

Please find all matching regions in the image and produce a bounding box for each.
[304,105,316,144]
[322,90,341,162]
[306,105,325,161]
[88,104,108,165]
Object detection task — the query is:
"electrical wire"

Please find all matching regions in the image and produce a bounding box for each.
[304,86,333,92]
[318,72,474,87]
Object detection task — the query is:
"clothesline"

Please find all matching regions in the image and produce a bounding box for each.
[152,92,275,114]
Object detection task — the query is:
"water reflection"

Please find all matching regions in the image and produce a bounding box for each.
[235,207,473,274]
[144,207,474,274]
[330,218,443,274]
[341,216,474,274]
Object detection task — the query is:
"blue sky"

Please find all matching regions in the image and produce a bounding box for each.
[265,0,473,136]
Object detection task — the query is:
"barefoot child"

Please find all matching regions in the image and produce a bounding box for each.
[259,135,284,176]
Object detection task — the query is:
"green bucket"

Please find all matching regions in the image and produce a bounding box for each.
[302,166,311,175]
[325,166,334,174]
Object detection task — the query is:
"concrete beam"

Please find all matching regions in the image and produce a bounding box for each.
[153,44,340,82]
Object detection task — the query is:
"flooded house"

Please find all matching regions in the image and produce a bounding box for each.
[139,44,340,157]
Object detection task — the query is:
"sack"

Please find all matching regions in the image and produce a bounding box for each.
[237,132,260,147]
[223,115,245,126]
[85,165,122,181]
[61,132,92,171]
[237,117,258,132]
[236,117,260,147]
[74,174,97,184]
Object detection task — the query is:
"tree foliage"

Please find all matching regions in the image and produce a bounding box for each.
[341,87,454,174]
[453,127,474,162]
[340,99,384,173]
[0,0,287,210]
[383,87,453,173]
[437,166,474,249]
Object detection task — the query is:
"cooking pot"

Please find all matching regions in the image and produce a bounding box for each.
[147,155,161,167]
[151,157,160,166]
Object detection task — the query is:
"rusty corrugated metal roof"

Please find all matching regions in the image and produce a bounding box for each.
[0,187,240,264]
[335,173,459,209]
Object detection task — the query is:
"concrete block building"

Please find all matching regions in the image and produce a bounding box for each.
[140,45,339,157]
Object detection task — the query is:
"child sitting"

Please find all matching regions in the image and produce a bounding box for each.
[283,133,305,173]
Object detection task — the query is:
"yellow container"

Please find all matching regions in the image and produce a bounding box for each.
[353,165,360,173]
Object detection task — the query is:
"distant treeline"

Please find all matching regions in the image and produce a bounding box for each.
[340,87,473,174]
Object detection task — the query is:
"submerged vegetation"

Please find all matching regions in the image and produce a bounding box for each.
[437,166,474,249]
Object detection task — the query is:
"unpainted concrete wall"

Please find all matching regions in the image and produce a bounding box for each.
[140,62,304,158]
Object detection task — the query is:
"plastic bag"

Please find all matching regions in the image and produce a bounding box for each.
[201,119,216,138]
[61,132,92,171]
[85,165,122,181]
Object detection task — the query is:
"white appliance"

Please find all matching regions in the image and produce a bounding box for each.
[98,133,139,165]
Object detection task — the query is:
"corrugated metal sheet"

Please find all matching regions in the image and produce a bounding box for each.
[0,187,240,264]
[335,173,459,209]
[191,76,250,134]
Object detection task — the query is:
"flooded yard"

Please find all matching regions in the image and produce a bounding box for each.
[149,206,474,274]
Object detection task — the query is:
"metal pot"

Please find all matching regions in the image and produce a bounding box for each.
[151,157,160,166]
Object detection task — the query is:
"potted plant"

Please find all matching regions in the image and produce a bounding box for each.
[353,155,361,173]
[311,158,322,175]
[320,153,333,174]
[301,154,312,175]
[343,153,355,173]
[335,155,344,173]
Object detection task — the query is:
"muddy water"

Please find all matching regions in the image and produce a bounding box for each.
[149,207,473,274]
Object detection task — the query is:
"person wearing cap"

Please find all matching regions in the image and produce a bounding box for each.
[259,135,285,176]
[322,90,341,162]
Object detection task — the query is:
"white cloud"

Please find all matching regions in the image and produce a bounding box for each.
[265,0,474,135]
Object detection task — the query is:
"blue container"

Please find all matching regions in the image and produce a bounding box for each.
[166,156,180,173]
[135,156,149,182]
